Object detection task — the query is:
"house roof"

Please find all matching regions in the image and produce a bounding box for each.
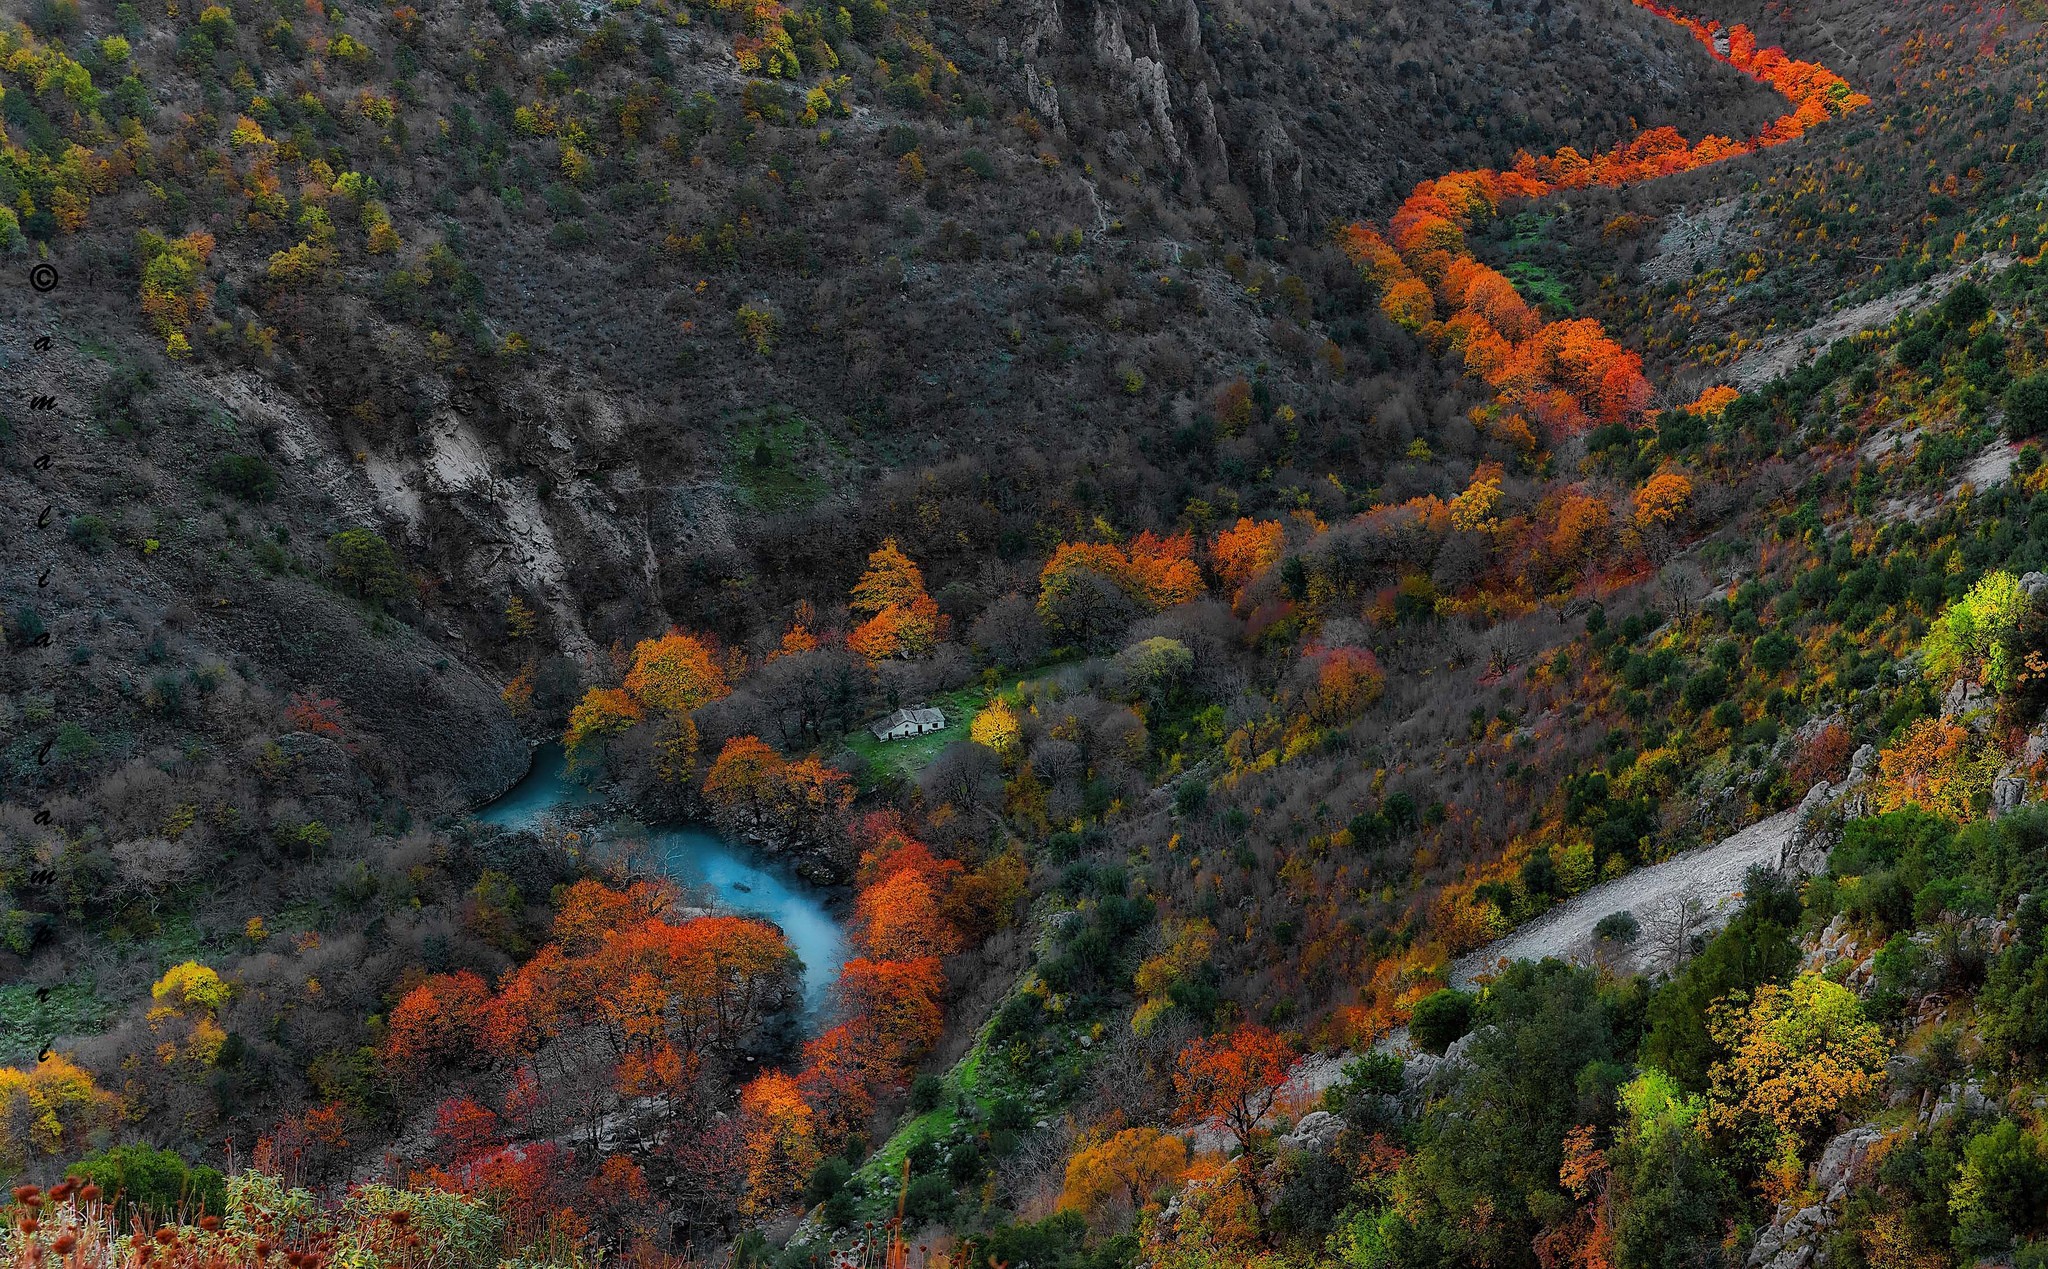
[871,707,945,732]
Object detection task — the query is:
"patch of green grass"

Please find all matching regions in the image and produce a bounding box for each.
[107,909,216,964]
[833,974,1111,1232]
[76,333,121,362]
[837,660,1078,789]
[859,1104,962,1192]
[846,997,1008,1214]
[1505,260,1576,315]
[0,981,113,1065]
[726,408,836,511]
[840,684,989,787]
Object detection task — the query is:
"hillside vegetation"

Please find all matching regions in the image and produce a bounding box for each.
[7,0,2048,1265]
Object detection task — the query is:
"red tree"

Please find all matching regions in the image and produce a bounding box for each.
[1173,1025,1294,1156]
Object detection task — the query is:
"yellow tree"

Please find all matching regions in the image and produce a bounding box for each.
[562,630,729,776]
[1632,472,1695,562]
[703,736,782,837]
[1873,717,1998,821]
[623,630,730,781]
[0,1056,119,1178]
[152,961,232,1014]
[1632,472,1693,531]
[1704,974,1887,1190]
[563,688,643,772]
[737,1071,820,1215]
[1059,1127,1191,1224]
[850,539,927,615]
[624,631,729,715]
[1133,918,1216,1035]
[149,961,232,1068]
[969,699,1021,755]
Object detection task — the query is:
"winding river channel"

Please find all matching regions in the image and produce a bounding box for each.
[475,745,850,1019]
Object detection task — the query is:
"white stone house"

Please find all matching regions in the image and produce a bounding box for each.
[870,707,945,742]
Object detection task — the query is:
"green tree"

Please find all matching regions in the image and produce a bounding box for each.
[207,453,278,501]
[1983,894,2048,1073]
[1606,1070,1736,1269]
[1119,636,1195,703]
[2004,372,2048,440]
[1408,988,1474,1055]
[67,1144,227,1220]
[1922,571,2030,693]
[1941,279,1990,330]
[327,528,405,603]
[1383,961,1628,1266]
[1950,1119,2048,1256]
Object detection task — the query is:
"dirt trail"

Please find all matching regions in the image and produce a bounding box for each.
[1450,808,1802,988]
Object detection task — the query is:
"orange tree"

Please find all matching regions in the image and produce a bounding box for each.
[563,630,729,776]
[848,538,945,659]
[1173,1023,1293,1200]
[1058,1126,1191,1225]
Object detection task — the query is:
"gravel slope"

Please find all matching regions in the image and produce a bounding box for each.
[1450,808,1803,988]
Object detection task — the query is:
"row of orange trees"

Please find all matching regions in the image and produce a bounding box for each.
[1340,2,1869,439]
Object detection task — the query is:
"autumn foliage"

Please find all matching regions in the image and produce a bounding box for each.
[1686,384,1742,417]
[848,538,947,660]
[1172,1024,1293,1152]
[1038,532,1205,643]
[702,734,855,852]
[736,1071,820,1215]
[1303,645,1387,725]
[1339,2,1866,438]
[563,629,730,773]
[1631,472,1695,531]
[853,835,967,960]
[0,1056,120,1178]
[1059,1126,1191,1223]
[385,970,494,1070]
[622,630,730,715]
[1873,717,1997,821]
[382,878,798,1137]
[1211,517,1286,604]
[740,818,1002,1211]
[1704,974,1888,1185]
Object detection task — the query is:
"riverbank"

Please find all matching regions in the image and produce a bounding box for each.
[472,743,853,1019]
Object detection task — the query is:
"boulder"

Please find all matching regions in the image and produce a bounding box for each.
[1781,779,1838,873]
[1813,1125,1885,1203]
[1276,1110,1344,1155]
[1745,1202,1831,1269]
[1942,677,1990,721]
[1992,774,2027,817]
[1745,1126,1883,1268]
